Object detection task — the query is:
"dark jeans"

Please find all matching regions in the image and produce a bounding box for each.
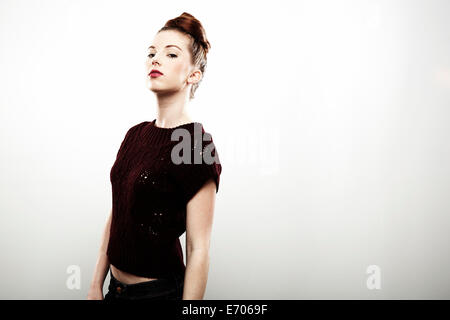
[104,269,184,301]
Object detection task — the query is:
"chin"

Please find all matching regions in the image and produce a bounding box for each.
[146,82,160,92]
[147,87,168,95]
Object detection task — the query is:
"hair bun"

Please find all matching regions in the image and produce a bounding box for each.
[162,12,211,54]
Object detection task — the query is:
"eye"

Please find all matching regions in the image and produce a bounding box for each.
[147,53,177,59]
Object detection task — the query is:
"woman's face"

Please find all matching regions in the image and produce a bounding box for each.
[145,30,201,96]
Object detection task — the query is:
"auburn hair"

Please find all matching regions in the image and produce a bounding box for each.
[158,12,211,100]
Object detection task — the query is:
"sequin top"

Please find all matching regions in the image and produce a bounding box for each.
[106,119,222,279]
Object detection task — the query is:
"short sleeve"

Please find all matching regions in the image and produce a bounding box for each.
[172,135,222,205]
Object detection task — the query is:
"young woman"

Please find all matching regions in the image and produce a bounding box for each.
[87,12,222,301]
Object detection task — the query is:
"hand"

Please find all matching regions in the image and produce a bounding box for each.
[87,285,104,300]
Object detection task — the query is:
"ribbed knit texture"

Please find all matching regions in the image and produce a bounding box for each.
[106,119,222,279]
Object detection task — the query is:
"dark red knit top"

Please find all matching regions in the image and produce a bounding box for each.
[106,119,222,279]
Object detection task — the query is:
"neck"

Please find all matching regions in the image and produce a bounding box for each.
[154,90,192,128]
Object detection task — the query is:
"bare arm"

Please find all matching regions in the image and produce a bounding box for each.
[183,179,217,300]
[87,208,112,299]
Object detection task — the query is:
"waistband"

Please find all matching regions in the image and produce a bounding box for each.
[108,269,184,296]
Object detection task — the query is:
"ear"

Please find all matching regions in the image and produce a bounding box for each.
[188,69,202,85]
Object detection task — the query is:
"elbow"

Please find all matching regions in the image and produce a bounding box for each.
[186,246,210,259]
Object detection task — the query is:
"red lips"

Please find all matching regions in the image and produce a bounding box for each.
[149,69,163,76]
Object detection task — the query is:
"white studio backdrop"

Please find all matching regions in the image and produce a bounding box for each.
[0,0,449,299]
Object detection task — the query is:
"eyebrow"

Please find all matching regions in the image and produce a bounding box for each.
[148,45,182,51]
